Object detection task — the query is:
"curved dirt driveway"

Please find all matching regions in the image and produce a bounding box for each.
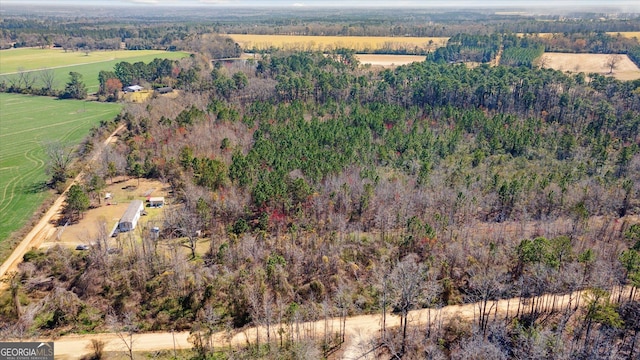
[21,288,634,360]
[0,124,126,285]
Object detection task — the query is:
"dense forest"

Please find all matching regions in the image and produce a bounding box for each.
[1,6,640,360]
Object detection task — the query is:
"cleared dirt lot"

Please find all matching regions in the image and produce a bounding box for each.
[542,52,640,81]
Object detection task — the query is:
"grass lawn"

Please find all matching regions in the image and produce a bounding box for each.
[0,49,188,93]
[0,93,121,245]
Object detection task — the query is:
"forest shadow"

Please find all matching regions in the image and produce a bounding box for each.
[24,180,48,194]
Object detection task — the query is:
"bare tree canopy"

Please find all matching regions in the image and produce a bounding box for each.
[605,54,620,74]
[43,140,75,186]
[39,68,57,91]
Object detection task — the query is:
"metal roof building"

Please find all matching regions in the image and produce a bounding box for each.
[118,200,144,232]
[124,85,143,92]
[148,197,165,207]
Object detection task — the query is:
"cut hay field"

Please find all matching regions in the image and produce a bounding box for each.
[0,93,121,248]
[0,49,188,93]
[607,31,640,39]
[541,52,640,81]
[229,34,448,53]
[521,32,640,39]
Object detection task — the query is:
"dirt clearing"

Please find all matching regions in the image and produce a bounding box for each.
[40,178,170,249]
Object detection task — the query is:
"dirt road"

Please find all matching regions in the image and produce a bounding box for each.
[0,124,125,284]
[21,288,634,360]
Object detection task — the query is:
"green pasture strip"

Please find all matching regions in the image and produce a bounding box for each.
[0,93,121,243]
[0,49,185,74]
[0,50,188,93]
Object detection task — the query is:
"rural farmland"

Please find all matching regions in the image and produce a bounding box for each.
[541,52,640,81]
[0,49,188,93]
[0,93,120,255]
[228,34,448,53]
[607,31,640,39]
[1,3,640,359]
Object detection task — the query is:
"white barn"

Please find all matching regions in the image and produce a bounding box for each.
[124,85,143,92]
[118,200,144,232]
[148,196,165,208]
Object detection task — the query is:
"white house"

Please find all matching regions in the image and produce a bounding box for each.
[124,85,143,92]
[118,200,144,232]
[148,196,165,208]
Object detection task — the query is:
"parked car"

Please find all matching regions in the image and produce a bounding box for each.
[75,244,90,250]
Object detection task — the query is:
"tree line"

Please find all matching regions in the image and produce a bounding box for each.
[2,8,639,52]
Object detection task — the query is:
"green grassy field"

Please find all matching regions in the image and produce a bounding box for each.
[0,93,121,244]
[0,49,188,93]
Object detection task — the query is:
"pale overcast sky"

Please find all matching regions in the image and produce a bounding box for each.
[1,0,638,10]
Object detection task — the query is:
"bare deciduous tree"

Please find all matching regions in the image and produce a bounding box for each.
[467,251,506,334]
[537,55,550,69]
[164,202,204,259]
[390,253,427,356]
[44,140,75,186]
[39,68,57,91]
[17,67,36,89]
[605,54,620,74]
[451,335,507,360]
[335,283,352,345]
[108,311,138,360]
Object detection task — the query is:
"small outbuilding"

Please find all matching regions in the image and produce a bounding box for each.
[118,200,144,232]
[124,85,143,92]
[148,196,165,208]
[155,86,173,94]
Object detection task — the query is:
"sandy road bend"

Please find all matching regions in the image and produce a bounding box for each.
[18,288,633,360]
[0,124,126,283]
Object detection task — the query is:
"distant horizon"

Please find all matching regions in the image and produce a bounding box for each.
[1,0,639,11]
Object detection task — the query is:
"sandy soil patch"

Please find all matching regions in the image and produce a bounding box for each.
[41,178,171,248]
[542,52,640,81]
